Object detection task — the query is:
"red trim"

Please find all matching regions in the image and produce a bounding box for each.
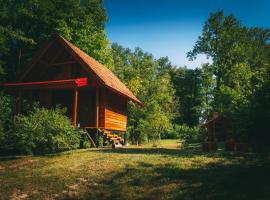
[2,78,88,89]
[76,78,88,87]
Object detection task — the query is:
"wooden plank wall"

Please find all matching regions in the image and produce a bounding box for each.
[98,88,106,128]
[39,91,52,108]
[104,89,127,131]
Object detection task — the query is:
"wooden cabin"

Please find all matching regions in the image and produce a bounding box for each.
[2,34,142,147]
[201,112,233,151]
[202,112,233,142]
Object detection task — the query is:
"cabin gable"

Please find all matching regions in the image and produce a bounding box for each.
[20,40,97,85]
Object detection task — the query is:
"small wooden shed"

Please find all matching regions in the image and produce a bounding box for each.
[202,112,233,142]
[2,34,142,146]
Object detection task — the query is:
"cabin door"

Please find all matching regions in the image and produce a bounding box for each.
[77,89,95,127]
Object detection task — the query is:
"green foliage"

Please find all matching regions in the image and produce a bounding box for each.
[0,93,15,146]
[171,67,204,126]
[5,107,82,155]
[234,69,270,149]
[200,63,215,120]
[98,134,104,147]
[188,10,270,114]
[0,0,113,80]
[1,3,270,151]
[188,11,270,148]
[164,125,202,142]
[112,44,178,143]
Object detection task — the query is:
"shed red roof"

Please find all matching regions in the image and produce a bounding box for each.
[19,34,143,106]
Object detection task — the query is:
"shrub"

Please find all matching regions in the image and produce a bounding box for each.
[98,134,104,147]
[10,107,82,155]
[178,125,203,142]
[0,93,15,148]
[163,124,202,142]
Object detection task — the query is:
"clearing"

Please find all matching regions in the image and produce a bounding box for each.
[0,140,269,200]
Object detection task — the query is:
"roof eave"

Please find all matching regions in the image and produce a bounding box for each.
[104,85,143,107]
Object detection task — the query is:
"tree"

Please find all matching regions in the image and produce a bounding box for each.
[0,0,113,81]
[248,68,270,149]
[111,43,178,143]
[200,63,215,121]
[0,93,14,148]
[188,10,270,115]
[170,67,204,126]
[188,11,270,145]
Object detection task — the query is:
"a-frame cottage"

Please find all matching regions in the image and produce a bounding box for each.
[3,34,143,147]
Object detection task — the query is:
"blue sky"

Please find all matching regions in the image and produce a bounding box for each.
[104,0,270,68]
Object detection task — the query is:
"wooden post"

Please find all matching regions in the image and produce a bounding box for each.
[29,92,33,110]
[95,86,100,147]
[213,122,216,141]
[83,128,96,148]
[17,90,23,114]
[73,87,78,128]
[95,86,99,128]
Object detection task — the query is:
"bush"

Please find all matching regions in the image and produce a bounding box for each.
[163,124,202,142]
[0,93,15,147]
[9,107,82,155]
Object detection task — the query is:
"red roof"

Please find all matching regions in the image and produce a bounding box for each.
[18,34,143,106]
[202,112,232,127]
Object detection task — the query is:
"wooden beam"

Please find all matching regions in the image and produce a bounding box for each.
[83,128,96,148]
[103,89,106,129]
[73,87,79,128]
[96,86,99,128]
[18,39,54,81]
[38,59,48,65]
[3,78,88,90]
[51,60,76,66]
[34,48,64,80]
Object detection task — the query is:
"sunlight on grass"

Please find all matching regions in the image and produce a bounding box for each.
[0,140,269,200]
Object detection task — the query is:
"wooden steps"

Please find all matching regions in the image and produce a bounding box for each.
[101,130,124,147]
[83,128,125,148]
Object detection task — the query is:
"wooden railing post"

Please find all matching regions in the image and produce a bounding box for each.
[17,90,23,114]
[73,87,78,128]
[95,86,99,128]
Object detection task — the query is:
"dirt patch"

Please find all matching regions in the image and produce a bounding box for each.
[0,165,5,171]
[68,183,79,190]
[9,159,38,170]
[10,189,28,200]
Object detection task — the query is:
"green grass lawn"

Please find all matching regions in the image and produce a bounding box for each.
[0,140,270,200]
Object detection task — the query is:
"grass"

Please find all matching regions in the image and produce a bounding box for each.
[0,140,270,200]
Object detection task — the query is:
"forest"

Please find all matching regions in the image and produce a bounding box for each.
[1,1,270,199]
[0,0,270,154]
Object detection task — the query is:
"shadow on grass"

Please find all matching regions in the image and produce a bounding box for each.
[1,144,269,200]
[93,146,258,160]
[0,155,27,162]
[60,154,270,200]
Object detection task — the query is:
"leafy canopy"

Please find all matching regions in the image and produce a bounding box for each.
[112,44,178,143]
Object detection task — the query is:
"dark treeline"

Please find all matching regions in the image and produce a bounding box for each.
[0,1,270,150]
